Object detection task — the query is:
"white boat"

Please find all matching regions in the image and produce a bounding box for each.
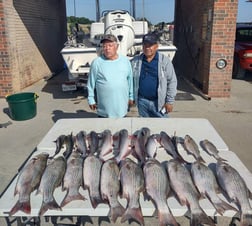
[61,2,177,84]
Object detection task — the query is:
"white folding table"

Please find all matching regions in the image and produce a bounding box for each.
[0,118,251,225]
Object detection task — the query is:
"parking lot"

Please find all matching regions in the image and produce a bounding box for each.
[0,70,252,225]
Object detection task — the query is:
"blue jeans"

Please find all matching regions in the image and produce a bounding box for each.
[138,96,168,118]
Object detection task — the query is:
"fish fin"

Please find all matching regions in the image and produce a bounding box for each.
[158,210,178,226]
[131,149,139,162]
[198,192,206,200]
[191,208,215,226]
[90,196,103,209]
[112,132,119,141]
[184,210,190,219]
[113,147,120,156]
[153,151,157,159]
[152,208,158,218]
[9,200,31,216]
[39,199,61,216]
[143,191,151,201]
[60,191,86,207]
[110,203,125,223]
[176,154,188,164]
[121,207,144,226]
[210,198,238,215]
[215,186,222,194]
[176,195,188,206]
[130,135,137,146]
[13,188,18,197]
[241,212,252,226]
[196,155,205,163]
[114,154,123,164]
[100,147,113,159]
[216,156,227,162]
[248,189,252,200]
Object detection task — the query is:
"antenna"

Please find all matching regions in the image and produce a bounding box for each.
[142,0,146,34]
[132,0,136,18]
[96,0,100,22]
[74,0,76,17]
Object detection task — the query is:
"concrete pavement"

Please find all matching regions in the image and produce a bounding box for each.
[0,69,252,225]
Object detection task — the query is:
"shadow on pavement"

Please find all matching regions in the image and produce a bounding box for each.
[232,71,252,83]
[52,109,97,122]
[42,70,88,100]
[3,107,11,120]
[243,71,252,83]
[42,69,204,101]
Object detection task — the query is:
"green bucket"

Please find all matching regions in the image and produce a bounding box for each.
[6,92,39,121]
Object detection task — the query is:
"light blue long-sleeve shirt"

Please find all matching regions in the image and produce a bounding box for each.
[87,54,134,118]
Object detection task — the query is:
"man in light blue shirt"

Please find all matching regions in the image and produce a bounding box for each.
[87,34,134,118]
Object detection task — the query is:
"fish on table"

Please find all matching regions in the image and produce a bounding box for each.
[165,159,215,226]
[10,127,252,223]
[183,134,205,163]
[87,131,100,155]
[36,156,66,216]
[60,150,86,207]
[100,159,125,223]
[145,134,160,159]
[200,139,226,161]
[98,129,113,161]
[131,127,150,164]
[216,160,252,226]
[52,134,66,158]
[119,158,145,226]
[62,133,74,159]
[83,154,103,209]
[191,161,237,215]
[143,158,178,226]
[113,129,132,164]
[9,153,49,216]
[51,133,74,159]
[74,130,88,158]
[159,131,186,163]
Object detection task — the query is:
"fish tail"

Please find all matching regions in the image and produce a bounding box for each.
[212,199,238,215]
[197,155,206,163]
[121,207,144,226]
[115,155,121,164]
[60,191,86,207]
[110,203,125,223]
[90,196,103,209]
[158,211,178,226]
[9,200,31,216]
[241,212,252,226]
[39,199,61,216]
[216,156,227,162]
[191,209,215,226]
[176,154,188,164]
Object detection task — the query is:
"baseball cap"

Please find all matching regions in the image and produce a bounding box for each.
[142,33,159,45]
[100,34,117,43]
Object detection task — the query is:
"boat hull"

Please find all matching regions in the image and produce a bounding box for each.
[61,45,98,79]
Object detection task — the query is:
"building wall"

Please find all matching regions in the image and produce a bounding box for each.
[0,0,67,97]
[0,0,239,98]
[174,0,238,97]
[208,0,237,97]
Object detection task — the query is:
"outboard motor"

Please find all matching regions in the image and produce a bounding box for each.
[104,10,135,56]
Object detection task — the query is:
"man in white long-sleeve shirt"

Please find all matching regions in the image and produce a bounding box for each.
[87,34,134,118]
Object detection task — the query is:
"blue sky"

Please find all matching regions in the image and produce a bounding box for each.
[66,0,252,24]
